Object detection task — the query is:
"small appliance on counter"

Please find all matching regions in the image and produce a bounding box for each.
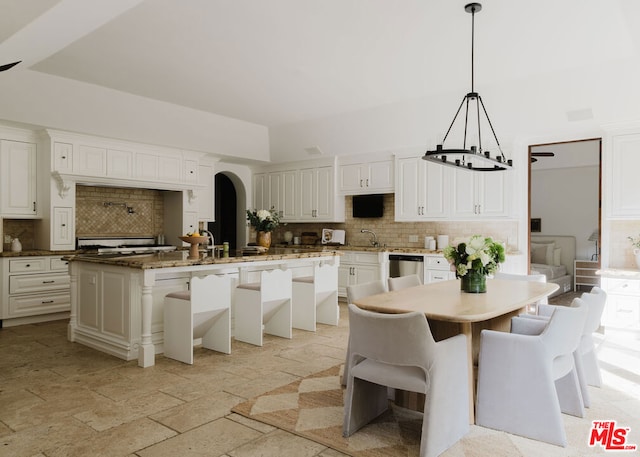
[321,229,345,245]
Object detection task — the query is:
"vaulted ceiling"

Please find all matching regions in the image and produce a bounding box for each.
[1,0,639,162]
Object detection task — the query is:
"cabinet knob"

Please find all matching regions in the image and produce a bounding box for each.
[61,156,66,159]
[61,223,66,227]
[26,264,31,268]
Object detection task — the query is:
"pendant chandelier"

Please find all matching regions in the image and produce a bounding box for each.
[423,3,513,171]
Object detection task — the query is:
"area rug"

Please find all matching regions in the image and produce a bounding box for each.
[231,365,423,456]
[231,364,639,457]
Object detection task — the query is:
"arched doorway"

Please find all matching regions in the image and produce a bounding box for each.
[208,172,246,250]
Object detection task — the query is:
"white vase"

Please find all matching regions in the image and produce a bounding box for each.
[635,248,640,269]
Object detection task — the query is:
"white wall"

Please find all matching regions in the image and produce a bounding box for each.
[531,166,599,260]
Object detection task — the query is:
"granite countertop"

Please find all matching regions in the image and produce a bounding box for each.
[597,267,640,279]
[66,248,341,269]
[0,249,81,257]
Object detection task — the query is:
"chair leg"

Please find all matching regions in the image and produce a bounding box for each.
[316,291,338,326]
[292,283,316,332]
[555,368,585,418]
[582,348,603,387]
[200,309,231,354]
[164,299,194,364]
[573,351,591,408]
[264,299,292,339]
[234,290,264,346]
[343,377,388,437]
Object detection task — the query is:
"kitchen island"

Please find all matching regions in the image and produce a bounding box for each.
[66,249,341,367]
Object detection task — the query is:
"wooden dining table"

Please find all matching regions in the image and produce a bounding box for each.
[352,277,559,423]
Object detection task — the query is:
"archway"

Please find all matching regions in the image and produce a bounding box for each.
[208,171,247,250]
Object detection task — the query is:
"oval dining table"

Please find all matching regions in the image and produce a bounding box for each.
[352,277,560,423]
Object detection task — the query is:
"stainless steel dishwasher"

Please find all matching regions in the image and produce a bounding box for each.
[388,254,425,282]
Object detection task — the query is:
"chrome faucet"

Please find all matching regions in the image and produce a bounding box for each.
[203,230,215,250]
[361,229,379,247]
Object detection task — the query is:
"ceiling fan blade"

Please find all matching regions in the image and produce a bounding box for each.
[531,152,555,157]
[0,61,21,72]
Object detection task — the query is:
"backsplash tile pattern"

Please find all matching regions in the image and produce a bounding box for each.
[75,186,164,237]
[272,194,519,249]
[2,219,36,251]
[606,219,640,268]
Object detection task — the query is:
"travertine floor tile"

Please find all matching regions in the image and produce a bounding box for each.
[228,428,327,457]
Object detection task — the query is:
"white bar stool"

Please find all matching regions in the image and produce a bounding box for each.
[163,275,232,364]
[292,263,338,331]
[235,269,292,346]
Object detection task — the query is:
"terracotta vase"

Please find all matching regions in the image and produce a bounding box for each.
[256,231,272,249]
[460,270,487,293]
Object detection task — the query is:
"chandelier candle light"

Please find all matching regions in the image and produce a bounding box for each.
[423,3,513,171]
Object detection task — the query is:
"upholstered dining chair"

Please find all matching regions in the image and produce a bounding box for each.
[476,298,588,446]
[493,271,548,313]
[525,286,607,407]
[341,280,387,386]
[388,274,422,291]
[343,304,469,457]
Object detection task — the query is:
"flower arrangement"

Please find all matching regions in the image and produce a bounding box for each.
[246,208,280,233]
[628,235,640,249]
[443,235,505,277]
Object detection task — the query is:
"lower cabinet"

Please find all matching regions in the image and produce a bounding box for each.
[425,255,455,283]
[1,255,70,325]
[601,274,640,333]
[338,251,386,298]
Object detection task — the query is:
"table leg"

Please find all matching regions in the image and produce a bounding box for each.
[460,322,474,424]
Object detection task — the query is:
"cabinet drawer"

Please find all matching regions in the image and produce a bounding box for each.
[603,278,640,296]
[426,256,450,270]
[9,292,70,317]
[9,258,47,273]
[49,257,70,271]
[427,270,454,283]
[353,252,379,264]
[9,273,70,294]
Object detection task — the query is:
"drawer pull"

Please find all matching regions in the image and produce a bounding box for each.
[26,264,31,268]
[42,300,54,304]
[42,280,56,284]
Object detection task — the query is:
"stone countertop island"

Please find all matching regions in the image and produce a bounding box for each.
[66,249,341,367]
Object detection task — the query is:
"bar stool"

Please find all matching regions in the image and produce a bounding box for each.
[292,263,339,331]
[163,274,232,364]
[235,269,292,346]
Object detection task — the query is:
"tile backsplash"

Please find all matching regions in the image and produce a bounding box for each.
[75,185,165,237]
[271,194,519,249]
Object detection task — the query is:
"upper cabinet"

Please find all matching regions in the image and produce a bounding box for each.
[451,168,509,218]
[608,131,640,218]
[46,130,204,190]
[395,156,447,220]
[339,159,394,195]
[0,139,38,217]
[394,153,511,221]
[253,158,344,223]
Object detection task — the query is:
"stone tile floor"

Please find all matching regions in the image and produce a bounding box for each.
[0,302,639,457]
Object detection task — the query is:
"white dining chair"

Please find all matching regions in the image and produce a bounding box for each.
[524,286,606,407]
[476,298,588,446]
[163,274,232,364]
[387,274,422,291]
[493,271,548,313]
[343,304,469,457]
[235,269,292,346]
[341,279,387,386]
[292,263,339,331]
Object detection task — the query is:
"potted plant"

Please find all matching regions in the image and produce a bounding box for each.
[628,234,640,269]
[443,235,505,293]
[246,208,280,248]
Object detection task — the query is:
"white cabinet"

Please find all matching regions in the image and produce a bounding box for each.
[74,144,106,176]
[198,164,214,221]
[0,140,38,217]
[106,148,133,179]
[1,256,70,325]
[451,168,509,218]
[184,159,199,184]
[52,207,75,249]
[337,251,385,297]
[601,275,640,332]
[300,166,333,220]
[252,172,268,211]
[609,132,640,217]
[53,142,73,173]
[425,255,455,283]
[395,156,447,220]
[267,170,298,221]
[339,160,394,194]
